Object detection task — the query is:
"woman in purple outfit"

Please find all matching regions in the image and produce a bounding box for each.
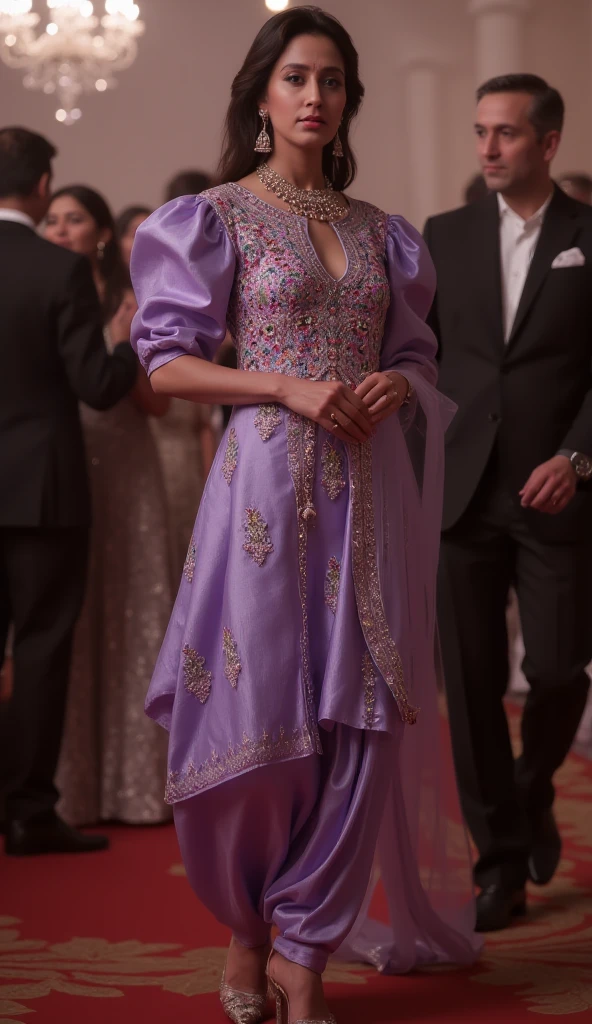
[131,7,481,1023]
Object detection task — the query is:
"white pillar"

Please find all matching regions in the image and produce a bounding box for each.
[469,0,532,85]
[399,52,445,225]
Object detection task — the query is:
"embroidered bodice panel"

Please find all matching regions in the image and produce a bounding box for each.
[204,184,391,386]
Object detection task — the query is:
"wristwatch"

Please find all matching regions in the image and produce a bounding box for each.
[558,449,592,481]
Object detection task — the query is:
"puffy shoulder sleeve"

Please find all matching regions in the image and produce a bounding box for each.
[130,195,236,376]
[379,214,438,387]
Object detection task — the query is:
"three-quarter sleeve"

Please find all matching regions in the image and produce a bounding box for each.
[130,195,236,377]
[380,215,438,387]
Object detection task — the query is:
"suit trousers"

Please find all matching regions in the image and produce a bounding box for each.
[438,457,592,889]
[0,527,89,822]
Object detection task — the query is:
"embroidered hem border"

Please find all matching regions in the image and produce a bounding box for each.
[165,725,314,803]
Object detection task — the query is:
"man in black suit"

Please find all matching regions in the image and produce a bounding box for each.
[0,127,138,855]
[424,75,592,930]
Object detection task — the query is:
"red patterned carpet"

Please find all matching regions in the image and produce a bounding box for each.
[1,716,592,1023]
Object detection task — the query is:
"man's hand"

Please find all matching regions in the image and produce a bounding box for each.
[520,455,577,515]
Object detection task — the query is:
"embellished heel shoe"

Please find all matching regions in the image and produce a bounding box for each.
[219,969,268,1024]
[266,953,337,1024]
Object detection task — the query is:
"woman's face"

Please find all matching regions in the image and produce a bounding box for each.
[263,33,346,155]
[45,195,110,259]
[120,212,149,268]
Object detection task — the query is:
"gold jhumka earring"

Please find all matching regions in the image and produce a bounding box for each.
[254,109,272,154]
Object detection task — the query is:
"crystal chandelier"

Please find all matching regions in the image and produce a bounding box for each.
[0,1,144,124]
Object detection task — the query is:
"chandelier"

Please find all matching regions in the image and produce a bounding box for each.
[0,1,144,124]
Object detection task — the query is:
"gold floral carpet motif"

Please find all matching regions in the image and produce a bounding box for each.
[1,711,591,1022]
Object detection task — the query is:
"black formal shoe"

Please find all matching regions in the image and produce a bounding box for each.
[528,808,562,886]
[475,884,527,932]
[4,813,109,856]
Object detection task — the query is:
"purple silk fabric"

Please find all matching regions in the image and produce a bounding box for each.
[130,192,482,972]
[174,724,395,975]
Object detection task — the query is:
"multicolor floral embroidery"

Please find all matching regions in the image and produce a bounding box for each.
[165,726,314,802]
[243,508,273,566]
[222,627,241,688]
[254,403,282,441]
[321,440,346,501]
[183,537,196,583]
[221,428,238,484]
[362,651,377,728]
[204,185,390,388]
[324,556,341,614]
[182,645,212,704]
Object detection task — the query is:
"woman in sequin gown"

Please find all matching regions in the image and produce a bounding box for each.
[45,186,174,826]
[131,9,480,1023]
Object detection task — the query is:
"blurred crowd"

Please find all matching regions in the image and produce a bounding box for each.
[1,138,592,841]
[0,163,237,830]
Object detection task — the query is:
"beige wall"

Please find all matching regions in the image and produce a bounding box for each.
[0,0,590,228]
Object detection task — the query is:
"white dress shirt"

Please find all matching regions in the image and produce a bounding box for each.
[0,208,36,231]
[498,191,552,341]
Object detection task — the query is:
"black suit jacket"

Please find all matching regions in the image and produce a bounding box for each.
[424,185,592,543]
[0,220,137,527]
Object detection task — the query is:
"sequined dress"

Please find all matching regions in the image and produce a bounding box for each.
[56,335,174,825]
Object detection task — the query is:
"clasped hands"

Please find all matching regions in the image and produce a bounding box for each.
[281,371,410,444]
[520,455,577,515]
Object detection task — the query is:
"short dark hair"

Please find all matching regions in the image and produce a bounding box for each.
[464,173,489,205]
[0,126,56,198]
[115,204,152,238]
[164,170,213,203]
[476,74,564,140]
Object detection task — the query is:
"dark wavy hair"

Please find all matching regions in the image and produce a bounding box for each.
[218,6,364,192]
[50,184,129,322]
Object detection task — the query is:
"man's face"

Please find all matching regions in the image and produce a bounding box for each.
[475,91,554,193]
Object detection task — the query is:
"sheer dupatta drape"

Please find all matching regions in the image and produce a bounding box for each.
[336,218,482,970]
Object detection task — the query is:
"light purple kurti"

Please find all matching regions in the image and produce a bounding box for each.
[131,183,482,972]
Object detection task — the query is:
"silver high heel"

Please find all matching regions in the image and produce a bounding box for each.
[266,952,337,1024]
[219,968,268,1024]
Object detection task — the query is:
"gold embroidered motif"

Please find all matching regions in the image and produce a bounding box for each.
[183,537,196,583]
[286,412,322,752]
[222,627,241,688]
[254,403,282,441]
[165,726,314,802]
[243,507,273,566]
[324,556,341,614]
[349,443,418,725]
[362,651,377,728]
[221,428,238,485]
[182,645,212,704]
[321,440,346,501]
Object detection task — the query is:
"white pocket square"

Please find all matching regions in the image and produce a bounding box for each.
[552,247,585,268]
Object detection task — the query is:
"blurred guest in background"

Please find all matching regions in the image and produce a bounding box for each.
[0,128,138,855]
[425,75,592,931]
[144,171,220,576]
[45,185,173,826]
[164,168,212,203]
[116,204,152,268]
[558,172,592,205]
[464,172,489,204]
